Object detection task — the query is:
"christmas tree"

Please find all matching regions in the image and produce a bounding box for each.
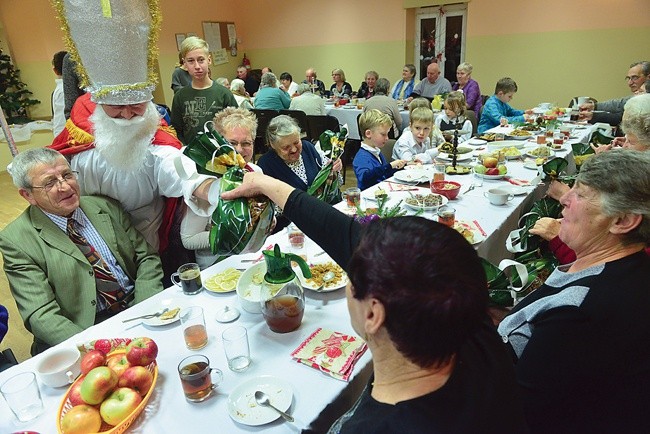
[0,46,40,124]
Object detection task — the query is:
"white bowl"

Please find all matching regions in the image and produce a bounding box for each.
[35,346,81,388]
[236,262,266,314]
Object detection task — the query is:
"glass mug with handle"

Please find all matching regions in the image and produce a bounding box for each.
[177,355,223,402]
[171,263,203,295]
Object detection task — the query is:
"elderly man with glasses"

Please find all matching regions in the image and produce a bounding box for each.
[579,60,649,123]
[0,148,163,355]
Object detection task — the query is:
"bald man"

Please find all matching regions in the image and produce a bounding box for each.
[407,63,452,104]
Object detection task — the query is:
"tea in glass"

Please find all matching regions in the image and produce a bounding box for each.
[177,355,222,402]
[437,206,456,227]
[180,307,208,350]
[171,263,203,295]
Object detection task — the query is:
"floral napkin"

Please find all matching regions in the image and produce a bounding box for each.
[291,328,367,381]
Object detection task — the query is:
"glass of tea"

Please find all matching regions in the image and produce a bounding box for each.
[177,355,222,402]
[344,187,361,210]
[287,224,305,249]
[171,263,203,295]
[433,163,446,182]
[180,306,208,350]
[437,206,456,227]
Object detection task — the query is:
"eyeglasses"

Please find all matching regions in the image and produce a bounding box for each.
[31,171,78,191]
[228,140,253,149]
[625,75,643,82]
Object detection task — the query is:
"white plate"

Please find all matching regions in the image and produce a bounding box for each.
[393,169,429,183]
[436,152,473,162]
[487,140,527,151]
[524,161,542,170]
[524,147,556,159]
[403,194,448,211]
[295,259,349,292]
[342,105,357,109]
[499,185,529,196]
[472,167,506,180]
[467,138,487,146]
[228,376,294,426]
[455,222,486,245]
[142,301,183,326]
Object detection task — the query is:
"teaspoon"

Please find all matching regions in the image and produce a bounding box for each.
[254,391,294,422]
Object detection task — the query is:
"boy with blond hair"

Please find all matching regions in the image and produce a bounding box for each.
[477,77,533,133]
[353,110,407,190]
[393,107,440,163]
[171,36,238,145]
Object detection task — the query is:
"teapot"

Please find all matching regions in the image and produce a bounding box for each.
[260,244,312,333]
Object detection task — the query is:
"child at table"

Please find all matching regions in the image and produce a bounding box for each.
[435,91,473,143]
[392,106,441,163]
[478,77,534,134]
[353,109,407,190]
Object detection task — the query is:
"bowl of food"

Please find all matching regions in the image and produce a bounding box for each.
[430,181,461,200]
[236,262,266,314]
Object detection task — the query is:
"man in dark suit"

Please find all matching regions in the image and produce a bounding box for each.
[0,148,163,355]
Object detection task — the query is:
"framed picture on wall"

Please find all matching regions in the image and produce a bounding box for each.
[175,33,186,51]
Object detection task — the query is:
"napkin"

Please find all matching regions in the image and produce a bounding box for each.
[387,181,418,191]
[291,328,367,381]
[505,177,531,186]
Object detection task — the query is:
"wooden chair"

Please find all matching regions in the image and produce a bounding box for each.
[306,114,340,143]
[381,139,397,162]
[251,109,279,160]
[465,110,478,137]
[280,109,310,138]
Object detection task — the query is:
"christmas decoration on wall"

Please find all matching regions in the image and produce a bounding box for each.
[0,46,40,124]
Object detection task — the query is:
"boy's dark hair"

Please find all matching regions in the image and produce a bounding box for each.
[52,51,67,76]
[495,77,518,95]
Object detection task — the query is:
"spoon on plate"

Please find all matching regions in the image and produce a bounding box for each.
[122,308,169,322]
[254,391,294,422]
[316,271,336,292]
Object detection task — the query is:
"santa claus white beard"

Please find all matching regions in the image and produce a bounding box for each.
[90,102,161,171]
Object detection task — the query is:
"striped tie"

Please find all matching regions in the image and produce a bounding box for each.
[66,218,126,312]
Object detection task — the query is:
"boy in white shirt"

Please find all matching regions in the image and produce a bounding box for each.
[393,107,440,163]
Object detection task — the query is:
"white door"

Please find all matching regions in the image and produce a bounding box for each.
[415,4,468,84]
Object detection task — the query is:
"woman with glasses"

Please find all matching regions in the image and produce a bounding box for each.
[180,108,261,268]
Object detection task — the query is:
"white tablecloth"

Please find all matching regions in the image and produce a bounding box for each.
[0,232,372,434]
[325,106,410,140]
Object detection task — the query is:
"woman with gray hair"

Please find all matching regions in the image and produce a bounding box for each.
[499,149,650,433]
[253,72,290,110]
[257,115,342,229]
[230,78,254,110]
[362,78,403,137]
[452,62,482,115]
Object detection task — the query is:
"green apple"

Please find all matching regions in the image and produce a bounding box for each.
[100,387,142,426]
[498,164,507,175]
[80,366,118,405]
[474,164,487,174]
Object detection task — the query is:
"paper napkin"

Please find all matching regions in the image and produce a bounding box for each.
[291,328,367,381]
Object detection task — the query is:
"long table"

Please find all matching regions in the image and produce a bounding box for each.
[0,122,593,433]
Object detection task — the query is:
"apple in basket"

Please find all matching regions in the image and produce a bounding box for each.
[80,366,118,405]
[118,366,153,396]
[68,380,86,407]
[126,337,158,366]
[100,387,142,426]
[107,353,131,378]
[80,349,107,375]
[60,404,102,434]
[482,156,498,169]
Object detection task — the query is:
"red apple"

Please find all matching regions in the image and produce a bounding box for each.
[60,404,102,434]
[80,366,118,405]
[68,380,87,407]
[100,387,142,426]
[482,157,498,169]
[107,354,131,378]
[118,366,153,396]
[93,339,112,355]
[125,338,158,366]
[486,168,500,176]
[80,350,106,375]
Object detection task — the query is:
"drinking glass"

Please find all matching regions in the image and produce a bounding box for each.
[177,355,223,402]
[181,306,208,350]
[222,326,251,372]
[171,263,203,295]
[1,372,44,422]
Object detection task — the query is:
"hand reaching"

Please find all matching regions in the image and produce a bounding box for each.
[529,217,562,241]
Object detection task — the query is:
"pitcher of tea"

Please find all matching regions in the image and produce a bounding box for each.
[260,244,311,333]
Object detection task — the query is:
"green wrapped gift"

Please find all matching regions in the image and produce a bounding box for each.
[307,128,347,204]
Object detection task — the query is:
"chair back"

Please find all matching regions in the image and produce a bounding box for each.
[280,109,309,138]
[306,115,340,143]
[381,139,396,162]
[465,110,478,136]
[251,109,279,159]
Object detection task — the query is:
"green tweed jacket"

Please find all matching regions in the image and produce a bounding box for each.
[0,196,163,351]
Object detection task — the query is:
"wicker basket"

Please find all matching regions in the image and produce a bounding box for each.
[57,350,158,434]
